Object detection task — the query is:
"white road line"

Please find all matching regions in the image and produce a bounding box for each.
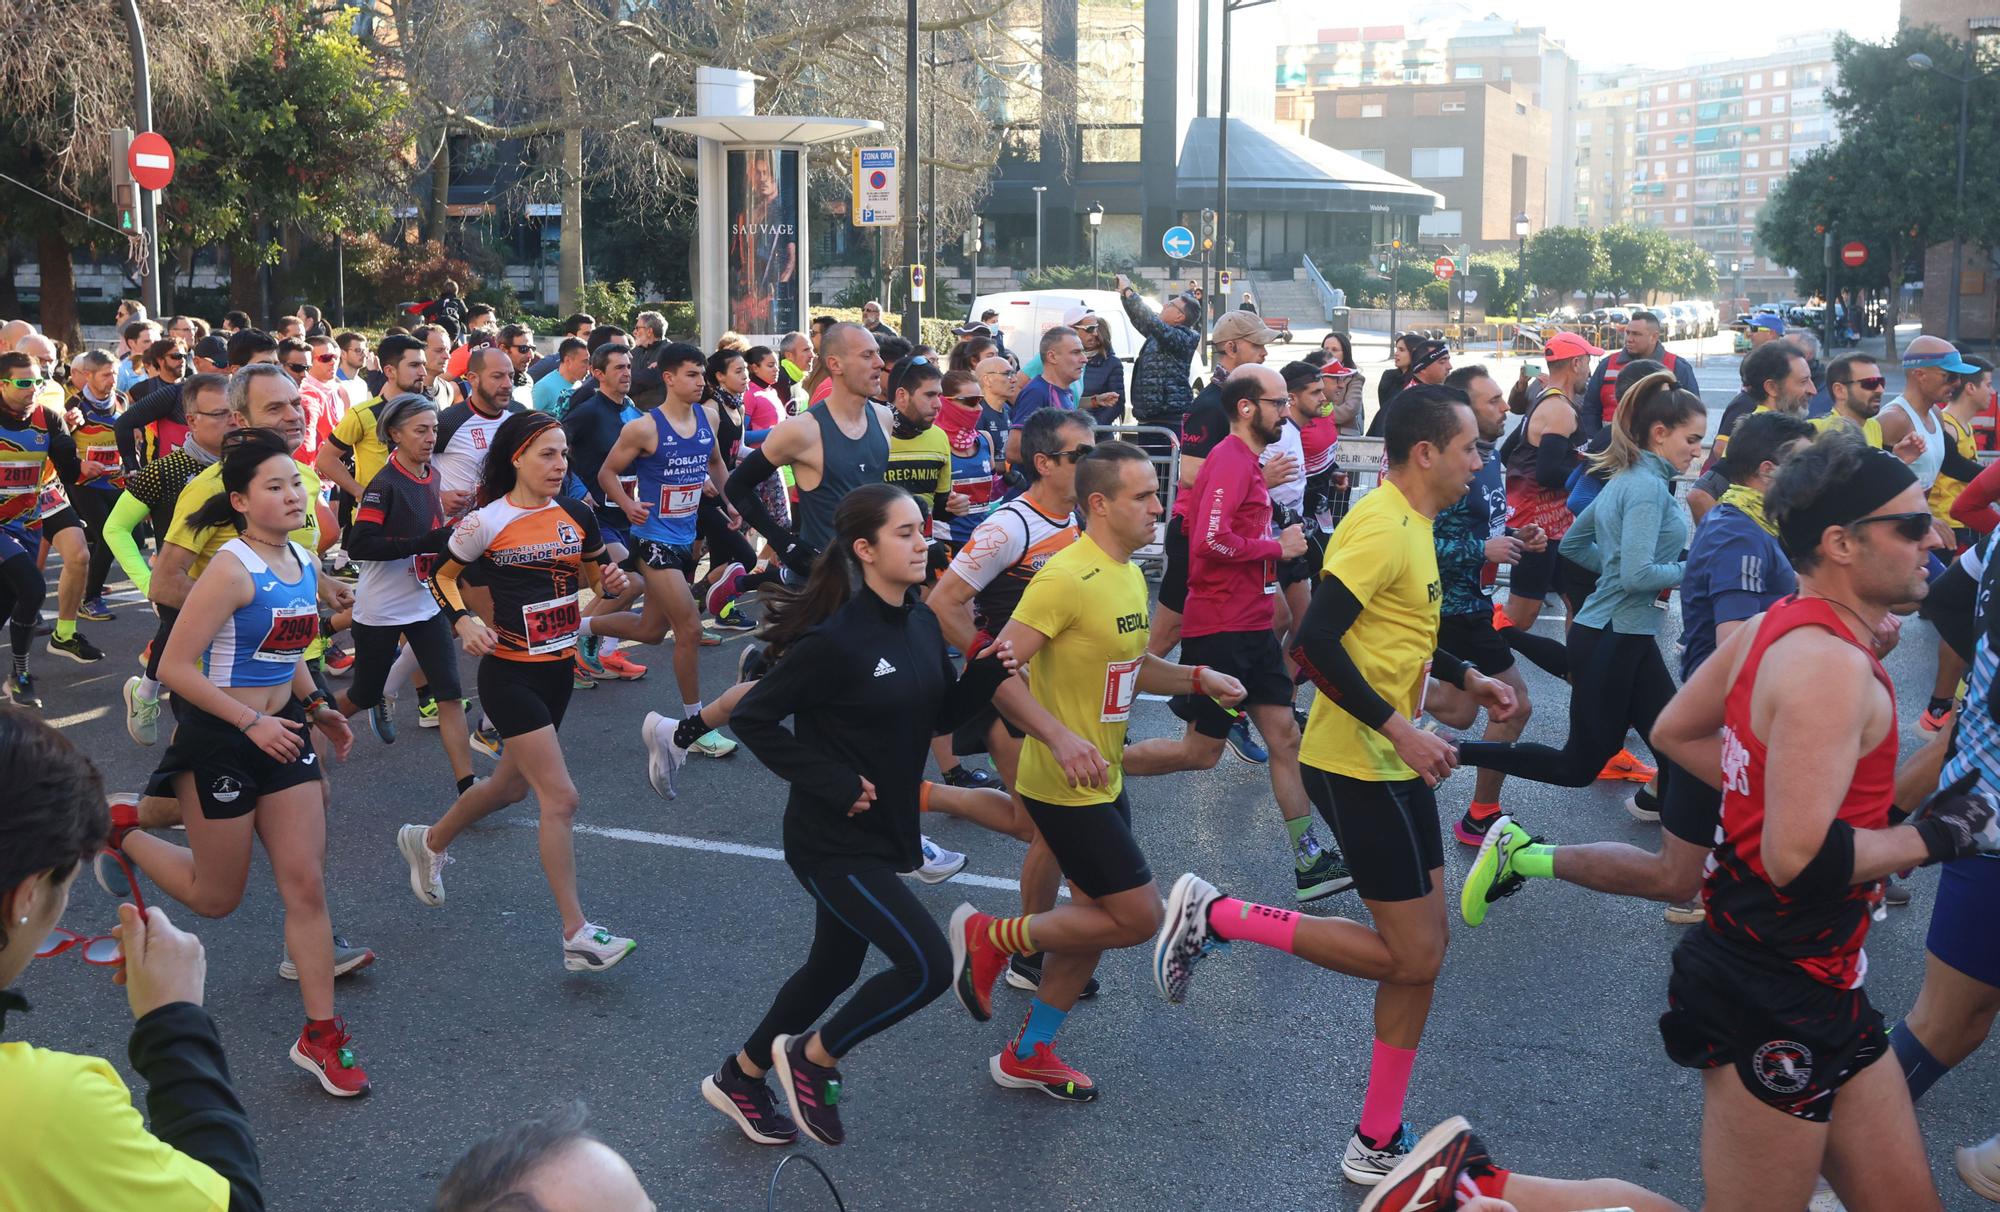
[568,821,1057,895]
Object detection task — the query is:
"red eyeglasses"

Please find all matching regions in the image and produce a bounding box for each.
[36,849,146,965]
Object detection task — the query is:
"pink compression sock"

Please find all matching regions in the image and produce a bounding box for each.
[1206,897,1300,953]
[1358,1040,1418,1147]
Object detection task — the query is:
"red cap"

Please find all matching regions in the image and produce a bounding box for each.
[1544,332,1605,360]
[1319,358,1357,378]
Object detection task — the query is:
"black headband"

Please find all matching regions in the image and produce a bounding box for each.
[1775,447,1918,561]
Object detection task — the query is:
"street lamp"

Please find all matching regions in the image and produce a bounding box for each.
[1088,202,1104,290]
[1214,0,1280,343]
[1032,185,1047,276]
[1909,48,1974,343]
[1514,213,1529,309]
[1730,259,1742,311]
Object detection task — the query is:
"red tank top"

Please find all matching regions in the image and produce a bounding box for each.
[1704,595,1896,989]
[1596,349,1681,423]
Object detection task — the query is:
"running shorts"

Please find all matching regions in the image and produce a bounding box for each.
[1508,547,1559,600]
[635,538,697,579]
[1274,503,1314,588]
[1170,629,1293,739]
[1301,766,1441,902]
[1660,758,1722,849]
[37,507,83,541]
[1927,855,2000,988]
[149,700,321,820]
[346,614,463,709]
[1159,515,1190,613]
[1659,929,1886,1123]
[1436,609,1515,677]
[1020,790,1152,899]
[599,522,639,573]
[477,654,574,737]
[951,702,1024,758]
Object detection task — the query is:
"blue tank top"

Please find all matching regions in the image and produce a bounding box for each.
[631,405,715,546]
[205,538,320,687]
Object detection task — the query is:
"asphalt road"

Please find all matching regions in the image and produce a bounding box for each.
[13,552,1997,1210]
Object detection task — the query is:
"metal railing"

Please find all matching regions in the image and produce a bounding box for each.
[1094,422,1181,580]
[1301,253,1338,324]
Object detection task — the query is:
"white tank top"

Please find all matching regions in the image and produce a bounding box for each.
[1883,395,1945,490]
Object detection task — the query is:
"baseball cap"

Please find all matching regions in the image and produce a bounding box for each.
[1904,346,1983,374]
[1318,358,1358,378]
[1543,331,1606,360]
[1061,305,1096,328]
[952,321,991,338]
[1408,340,1451,375]
[192,335,230,364]
[1748,312,1786,335]
[1210,311,1282,346]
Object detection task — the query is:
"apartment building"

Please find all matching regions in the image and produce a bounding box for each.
[1571,70,1642,229]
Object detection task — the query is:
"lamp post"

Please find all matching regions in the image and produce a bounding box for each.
[1909,47,1975,344]
[901,0,920,339]
[1514,212,1529,312]
[1032,185,1047,275]
[1088,202,1104,290]
[1731,260,1742,312]
[1215,0,1279,322]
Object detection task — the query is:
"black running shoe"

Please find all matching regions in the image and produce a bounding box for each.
[771,1033,845,1146]
[737,641,767,684]
[943,763,1005,792]
[701,1058,798,1146]
[48,630,105,663]
[7,673,41,708]
[1003,951,1101,998]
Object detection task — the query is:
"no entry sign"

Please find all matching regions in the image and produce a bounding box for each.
[128,131,175,191]
[1840,241,1868,269]
[1433,256,1455,281]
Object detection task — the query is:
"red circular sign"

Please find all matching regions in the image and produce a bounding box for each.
[1433,256,1455,280]
[128,131,176,191]
[869,170,887,189]
[1840,241,1868,269]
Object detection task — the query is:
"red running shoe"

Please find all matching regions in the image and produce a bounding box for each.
[991,1041,1099,1102]
[290,1019,371,1097]
[601,651,648,680]
[947,904,1006,1022]
[1920,705,1955,733]
[321,646,355,677]
[1358,1116,1473,1212]
[1596,747,1656,784]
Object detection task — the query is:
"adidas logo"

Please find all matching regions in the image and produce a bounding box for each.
[872,657,896,677]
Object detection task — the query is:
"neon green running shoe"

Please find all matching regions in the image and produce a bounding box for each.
[1460,815,1533,927]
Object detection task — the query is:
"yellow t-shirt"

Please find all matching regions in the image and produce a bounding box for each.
[330,398,388,490]
[1809,412,1885,448]
[1009,533,1151,805]
[0,1041,228,1211]
[167,459,325,659]
[1299,479,1442,781]
[885,423,953,514]
[1929,409,1978,527]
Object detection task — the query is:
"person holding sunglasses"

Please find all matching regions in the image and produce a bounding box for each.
[0,711,265,1211]
[1074,312,1125,425]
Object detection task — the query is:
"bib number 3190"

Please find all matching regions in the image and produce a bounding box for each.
[522,593,581,654]
[1100,656,1142,723]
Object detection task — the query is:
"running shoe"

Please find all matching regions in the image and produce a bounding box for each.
[770,1033,845,1147]
[1626,786,1661,822]
[1357,1116,1473,1212]
[470,720,504,760]
[1452,803,1502,846]
[914,836,966,884]
[1920,705,1955,734]
[123,675,160,746]
[47,630,105,663]
[1225,717,1268,764]
[1153,872,1227,1004]
[1596,747,1655,783]
[737,642,767,683]
[1341,1121,1417,1186]
[1664,898,1706,925]
[601,651,648,679]
[1882,875,1911,908]
[942,763,1004,791]
[416,689,439,728]
[7,673,41,709]
[562,921,635,972]
[1003,952,1100,998]
[278,936,377,981]
[991,1040,1098,1102]
[321,644,354,676]
[947,904,1007,1022]
[701,1059,798,1146]
[1296,847,1353,902]
[1958,1131,2000,1201]
[290,1018,370,1097]
[642,711,689,800]
[1460,815,1533,927]
[700,627,723,646]
[571,667,599,690]
[369,695,397,745]
[79,596,115,622]
[1492,600,1513,632]
[574,634,615,680]
[691,729,737,758]
[704,562,746,617]
[396,824,450,906]
[712,600,756,632]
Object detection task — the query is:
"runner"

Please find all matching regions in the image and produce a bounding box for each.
[1357,1116,1684,1212]
[1459,410,1814,929]
[691,346,771,633]
[396,410,639,973]
[0,350,101,707]
[555,342,648,685]
[61,349,130,621]
[1642,433,1996,1211]
[1150,387,1517,1184]
[319,334,429,531]
[706,483,1034,1147]
[947,441,1248,1104]
[99,426,369,1097]
[1495,333,1596,635]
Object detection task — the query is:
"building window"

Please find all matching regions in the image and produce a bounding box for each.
[1745,177,1759,194]
[1674,208,1688,223]
[1346,148,1387,168]
[1655,137,1666,152]
[1675,158,1689,173]
[1750,73,1763,88]
[1748,99,1762,116]
[1769,149,1784,166]
[1081,125,1142,162]
[1773,69,1788,86]
[1770,123,1785,138]
[1657,85,1669,100]
[1454,64,1484,79]
[1678,82,1693,99]
[1746,152,1759,167]
[1410,146,1465,177]
[1771,96,1786,113]
[1676,183,1688,199]
[1362,103,1384,118]
[1418,209,1463,238]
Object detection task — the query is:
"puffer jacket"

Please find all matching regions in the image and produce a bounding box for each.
[1120,291,1199,424]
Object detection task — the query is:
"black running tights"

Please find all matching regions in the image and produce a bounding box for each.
[0,553,45,659]
[1458,624,1675,788]
[743,864,952,1065]
[68,487,117,601]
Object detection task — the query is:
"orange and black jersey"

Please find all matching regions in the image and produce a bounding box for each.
[430,494,603,662]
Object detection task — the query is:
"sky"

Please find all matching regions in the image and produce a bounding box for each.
[1271,0,1901,72]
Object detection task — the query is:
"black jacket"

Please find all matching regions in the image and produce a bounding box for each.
[732,589,1007,874]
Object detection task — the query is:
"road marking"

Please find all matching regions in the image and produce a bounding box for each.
[567,821,1060,896]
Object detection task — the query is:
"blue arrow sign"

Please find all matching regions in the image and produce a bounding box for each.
[1162,225,1195,260]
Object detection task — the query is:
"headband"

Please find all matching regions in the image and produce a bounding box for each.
[510,415,560,463]
[1775,447,1918,562]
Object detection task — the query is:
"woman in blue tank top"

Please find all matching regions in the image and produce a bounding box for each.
[102,427,373,1099]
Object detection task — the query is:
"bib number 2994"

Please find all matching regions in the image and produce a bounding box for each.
[1101,656,1142,723]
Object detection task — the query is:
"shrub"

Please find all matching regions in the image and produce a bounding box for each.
[575,280,640,330]
[339,234,481,326]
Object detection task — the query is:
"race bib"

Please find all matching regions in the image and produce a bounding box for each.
[661,482,703,518]
[256,604,319,662]
[0,461,38,495]
[1263,558,1278,595]
[617,474,638,503]
[411,553,440,585]
[83,444,122,474]
[35,481,67,518]
[1101,655,1142,723]
[522,592,581,654]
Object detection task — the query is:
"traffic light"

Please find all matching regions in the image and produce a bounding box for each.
[1199,209,1216,252]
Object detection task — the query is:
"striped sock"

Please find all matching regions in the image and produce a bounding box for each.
[986,914,1035,955]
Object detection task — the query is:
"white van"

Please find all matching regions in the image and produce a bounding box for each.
[965,289,1145,363]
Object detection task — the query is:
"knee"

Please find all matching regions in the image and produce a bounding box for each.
[273,866,328,910]
[188,887,246,918]
[1111,897,1165,949]
[1384,938,1446,986]
[539,787,579,825]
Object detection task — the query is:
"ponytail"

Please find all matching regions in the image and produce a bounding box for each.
[756,483,911,660]
[1589,370,1703,476]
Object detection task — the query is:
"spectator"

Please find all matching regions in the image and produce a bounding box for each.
[1119,285,1199,432]
[434,1103,650,1212]
[1581,310,1700,434]
[297,304,328,339]
[1319,331,1365,435]
[1366,339,1451,436]
[421,278,470,340]
[0,710,263,1211]
[1072,308,1125,424]
[532,338,591,417]
[1376,332,1424,414]
[1238,290,1258,313]
[1005,324,1084,462]
[861,300,894,337]
[527,314,595,381]
[219,310,251,335]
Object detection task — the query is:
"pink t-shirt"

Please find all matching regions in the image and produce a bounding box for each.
[743,383,783,449]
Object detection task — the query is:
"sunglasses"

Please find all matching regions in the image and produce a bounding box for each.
[1836,376,1887,390]
[285,363,310,374]
[315,353,338,363]
[36,926,125,966]
[4,377,43,388]
[1848,510,1936,542]
[511,345,535,354]
[951,394,983,405]
[1051,444,1096,464]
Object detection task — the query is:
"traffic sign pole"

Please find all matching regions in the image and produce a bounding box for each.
[118,0,160,315]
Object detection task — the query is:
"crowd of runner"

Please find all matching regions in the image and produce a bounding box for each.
[0,293,1996,1211]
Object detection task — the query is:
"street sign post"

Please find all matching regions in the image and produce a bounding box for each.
[1433,255,1455,281]
[128,131,175,191]
[851,147,899,227]
[1162,225,1195,261]
[1841,241,1868,269]
[909,262,926,304]
[1220,269,1232,292]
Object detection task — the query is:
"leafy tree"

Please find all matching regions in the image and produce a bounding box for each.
[1523,226,1604,308]
[1468,251,1525,317]
[1597,223,1675,303]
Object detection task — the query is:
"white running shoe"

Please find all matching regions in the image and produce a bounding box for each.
[1808,1176,1845,1211]
[396,824,450,906]
[123,676,160,746]
[691,728,737,758]
[1959,1132,2000,1202]
[642,711,689,800]
[912,836,967,884]
[563,922,635,972]
[1153,872,1225,1004]
[278,936,376,981]
[1341,1122,1416,1186]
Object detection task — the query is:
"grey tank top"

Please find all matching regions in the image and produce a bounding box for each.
[797,402,889,552]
